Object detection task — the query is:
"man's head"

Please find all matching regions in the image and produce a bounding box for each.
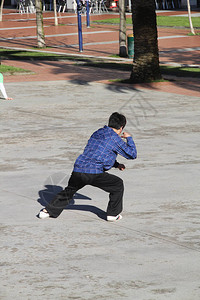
[108,112,126,130]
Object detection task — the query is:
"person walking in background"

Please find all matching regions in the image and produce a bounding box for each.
[38,112,137,221]
[0,73,13,100]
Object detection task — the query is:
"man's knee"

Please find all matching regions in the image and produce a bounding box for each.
[116,177,124,192]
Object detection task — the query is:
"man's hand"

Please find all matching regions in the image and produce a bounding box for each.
[121,132,131,138]
[118,164,125,171]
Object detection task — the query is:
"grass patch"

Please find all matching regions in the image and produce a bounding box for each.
[77,61,132,71]
[0,49,68,60]
[0,64,31,74]
[78,61,200,78]
[75,61,200,79]
[109,77,169,84]
[0,48,99,63]
[157,16,200,28]
[188,32,200,36]
[160,65,200,78]
[95,17,123,24]
[109,54,121,58]
[94,15,200,28]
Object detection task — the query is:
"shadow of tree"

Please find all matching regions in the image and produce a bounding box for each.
[160,48,200,66]
[2,48,200,95]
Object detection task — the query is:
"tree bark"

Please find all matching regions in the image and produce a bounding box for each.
[35,0,46,48]
[130,0,162,83]
[0,0,5,22]
[119,0,127,57]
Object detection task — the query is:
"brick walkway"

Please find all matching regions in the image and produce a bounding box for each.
[0,8,200,97]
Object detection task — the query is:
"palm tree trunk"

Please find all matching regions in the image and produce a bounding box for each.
[130,0,161,83]
[35,0,46,48]
[187,0,195,35]
[54,0,58,26]
[0,0,5,22]
[119,0,127,57]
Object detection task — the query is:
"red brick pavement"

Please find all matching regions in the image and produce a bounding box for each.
[0,9,200,97]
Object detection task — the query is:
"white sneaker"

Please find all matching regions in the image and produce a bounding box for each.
[107,214,122,222]
[38,209,50,219]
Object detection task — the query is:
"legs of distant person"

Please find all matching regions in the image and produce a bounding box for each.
[0,83,8,99]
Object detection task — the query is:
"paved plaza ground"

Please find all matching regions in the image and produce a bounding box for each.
[0,7,200,300]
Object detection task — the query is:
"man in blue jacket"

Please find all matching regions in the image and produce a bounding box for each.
[38,112,137,221]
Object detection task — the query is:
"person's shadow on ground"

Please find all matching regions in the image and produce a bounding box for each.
[37,185,107,220]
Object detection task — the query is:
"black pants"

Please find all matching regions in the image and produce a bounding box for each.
[45,171,124,218]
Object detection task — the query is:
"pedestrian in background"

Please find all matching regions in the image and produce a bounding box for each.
[0,73,13,100]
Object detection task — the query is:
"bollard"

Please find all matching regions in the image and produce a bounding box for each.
[127,34,134,58]
[86,0,90,28]
[76,0,83,52]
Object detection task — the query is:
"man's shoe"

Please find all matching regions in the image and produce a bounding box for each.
[38,209,50,219]
[107,214,122,222]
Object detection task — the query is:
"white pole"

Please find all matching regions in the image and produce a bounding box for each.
[187,0,195,34]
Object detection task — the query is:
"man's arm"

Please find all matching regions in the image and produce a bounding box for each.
[113,160,125,171]
[121,131,131,139]
[114,131,137,160]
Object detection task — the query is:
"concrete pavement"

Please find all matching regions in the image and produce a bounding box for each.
[0,80,200,299]
[1,7,200,300]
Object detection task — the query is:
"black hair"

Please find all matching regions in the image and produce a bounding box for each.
[108,112,126,130]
